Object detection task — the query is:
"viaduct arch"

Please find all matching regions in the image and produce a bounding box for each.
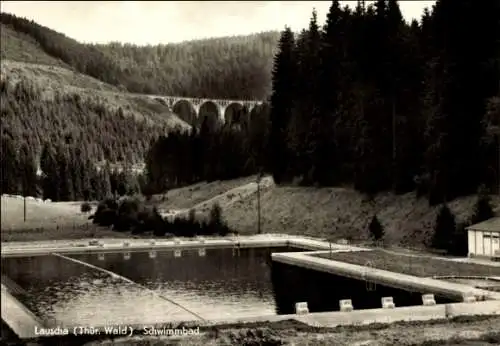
[150,95,264,131]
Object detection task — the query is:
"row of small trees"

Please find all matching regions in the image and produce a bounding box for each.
[368,188,496,255]
[90,197,231,237]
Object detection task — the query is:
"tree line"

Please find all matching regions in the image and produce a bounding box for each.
[267,0,500,204]
[143,0,500,206]
[145,105,270,193]
[0,12,279,99]
[0,76,167,199]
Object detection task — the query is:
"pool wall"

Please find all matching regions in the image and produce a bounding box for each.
[270,261,457,314]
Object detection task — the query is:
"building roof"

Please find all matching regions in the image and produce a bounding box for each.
[467,217,500,233]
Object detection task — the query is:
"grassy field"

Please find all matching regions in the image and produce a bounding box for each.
[153,176,261,211]
[155,176,500,249]
[315,250,500,277]
[0,196,125,242]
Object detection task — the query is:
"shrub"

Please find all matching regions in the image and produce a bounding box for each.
[81,202,92,213]
[368,215,384,242]
[432,204,456,252]
[450,221,470,256]
[90,196,233,237]
[209,203,223,226]
[471,185,495,225]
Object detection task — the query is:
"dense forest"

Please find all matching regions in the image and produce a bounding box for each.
[147,0,500,205]
[0,76,166,199]
[94,33,279,99]
[267,0,500,204]
[0,12,279,99]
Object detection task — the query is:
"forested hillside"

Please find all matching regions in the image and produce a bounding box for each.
[267,0,500,204]
[93,32,279,99]
[0,75,173,200]
[0,12,279,99]
[2,0,500,212]
[0,12,278,201]
[145,0,500,207]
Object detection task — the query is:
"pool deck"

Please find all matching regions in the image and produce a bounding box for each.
[0,234,367,257]
[2,234,500,340]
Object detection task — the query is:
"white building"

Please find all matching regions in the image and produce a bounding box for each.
[467,217,500,258]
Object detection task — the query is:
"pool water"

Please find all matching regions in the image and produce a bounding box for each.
[1,246,302,327]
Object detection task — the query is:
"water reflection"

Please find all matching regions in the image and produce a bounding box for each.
[1,255,197,327]
[1,247,301,326]
[70,247,298,320]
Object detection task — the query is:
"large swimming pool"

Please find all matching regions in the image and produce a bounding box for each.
[1,246,303,327]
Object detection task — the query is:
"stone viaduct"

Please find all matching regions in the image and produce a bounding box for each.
[148,95,265,129]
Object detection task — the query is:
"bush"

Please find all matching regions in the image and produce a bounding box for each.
[80,202,92,213]
[90,197,233,237]
[432,204,456,252]
[471,185,495,225]
[450,221,469,256]
[368,215,384,242]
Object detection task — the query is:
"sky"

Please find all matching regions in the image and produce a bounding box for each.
[1,1,436,45]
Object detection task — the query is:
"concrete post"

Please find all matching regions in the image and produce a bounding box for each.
[462,291,477,303]
[381,296,395,309]
[339,299,353,312]
[295,302,309,315]
[422,294,436,306]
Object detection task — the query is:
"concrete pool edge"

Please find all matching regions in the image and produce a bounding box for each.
[272,251,500,302]
[1,283,46,338]
[0,234,367,257]
[2,234,500,340]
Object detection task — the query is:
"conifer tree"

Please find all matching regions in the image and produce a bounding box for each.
[268,27,296,183]
[432,204,456,252]
[368,215,385,242]
[471,185,495,225]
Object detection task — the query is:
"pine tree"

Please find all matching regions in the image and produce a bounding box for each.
[314,0,345,184]
[19,144,38,197]
[368,215,385,242]
[471,185,495,225]
[268,27,296,183]
[0,135,20,194]
[432,204,456,252]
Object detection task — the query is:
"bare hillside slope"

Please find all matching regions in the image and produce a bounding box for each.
[160,176,499,247]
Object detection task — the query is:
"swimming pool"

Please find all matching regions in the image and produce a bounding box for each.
[1,246,303,327]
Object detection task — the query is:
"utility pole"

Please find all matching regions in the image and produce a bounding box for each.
[256,172,263,234]
[23,195,27,222]
[23,179,27,222]
[392,93,397,188]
